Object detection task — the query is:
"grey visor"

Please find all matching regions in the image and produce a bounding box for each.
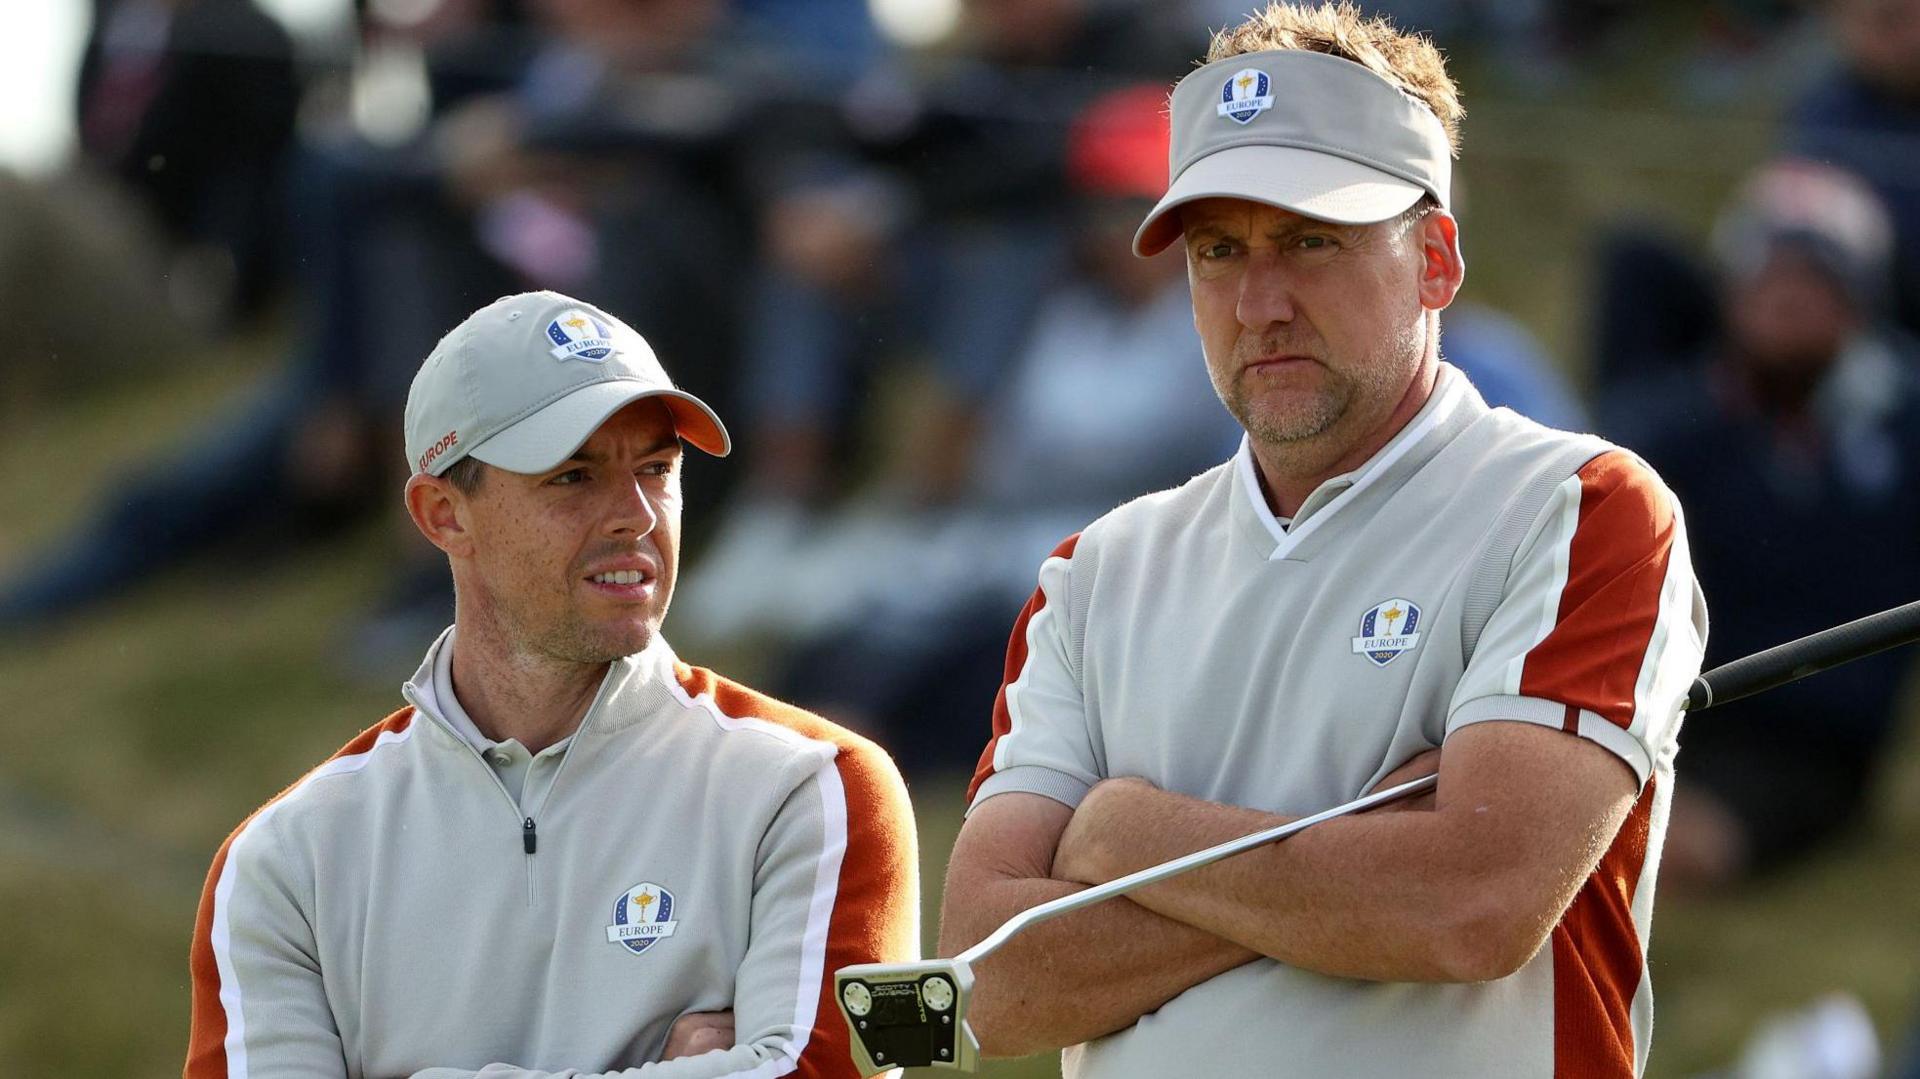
[1134,49,1452,255]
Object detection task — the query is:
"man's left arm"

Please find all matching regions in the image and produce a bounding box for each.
[727,737,921,1077]
[1054,722,1634,982]
[1055,448,1707,984]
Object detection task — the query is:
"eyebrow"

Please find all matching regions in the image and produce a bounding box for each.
[1182,219,1238,243]
[1187,216,1362,245]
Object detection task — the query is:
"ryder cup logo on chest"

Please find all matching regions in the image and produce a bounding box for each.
[547,309,618,363]
[606,881,679,955]
[1217,68,1274,124]
[1352,598,1423,667]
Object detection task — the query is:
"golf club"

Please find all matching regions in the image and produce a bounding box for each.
[836,598,1920,1076]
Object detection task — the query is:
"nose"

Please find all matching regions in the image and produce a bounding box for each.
[1235,248,1297,330]
[604,476,658,538]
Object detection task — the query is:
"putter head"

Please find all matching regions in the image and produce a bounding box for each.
[835,958,979,1076]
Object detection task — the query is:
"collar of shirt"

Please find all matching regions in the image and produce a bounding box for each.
[404,626,677,757]
[1233,363,1477,562]
[427,630,576,758]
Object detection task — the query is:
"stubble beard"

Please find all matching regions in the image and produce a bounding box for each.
[477,571,659,669]
[1224,363,1353,445]
[1218,321,1425,463]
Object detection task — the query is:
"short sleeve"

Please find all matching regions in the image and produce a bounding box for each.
[966,534,1099,812]
[1447,451,1708,787]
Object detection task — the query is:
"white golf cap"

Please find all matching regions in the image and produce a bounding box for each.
[404,291,729,477]
[1134,49,1452,256]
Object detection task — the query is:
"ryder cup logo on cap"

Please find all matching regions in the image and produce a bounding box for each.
[1217,69,1274,125]
[1133,49,1454,256]
[547,309,618,363]
[1352,598,1422,667]
[605,881,679,956]
[403,290,731,478]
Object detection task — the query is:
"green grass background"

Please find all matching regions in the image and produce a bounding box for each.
[2,69,1917,1076]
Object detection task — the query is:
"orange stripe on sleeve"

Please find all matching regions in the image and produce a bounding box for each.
[673,666,920,1079]
[1552,779,1656,1078]
[184,706,416,1079]
[967,533,1080,805]
[1520,452,1676,730]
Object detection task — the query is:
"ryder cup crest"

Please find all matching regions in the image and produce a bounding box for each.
[547,309,618,362]
[1217,68,1274,124]
[606,882,679,955]
[1352,598,1422,666]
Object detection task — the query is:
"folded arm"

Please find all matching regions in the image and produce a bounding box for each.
[416,735,920,1079]
[1052,720,1638,983]
[937,790,1258,1058]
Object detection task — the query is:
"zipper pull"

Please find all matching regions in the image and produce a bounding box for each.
[523,816,538,854]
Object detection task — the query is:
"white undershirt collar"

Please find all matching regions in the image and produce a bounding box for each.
[1235,366,1466,561]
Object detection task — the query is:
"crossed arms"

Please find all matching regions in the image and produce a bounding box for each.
[937,719,1639,1057]
[185,730,917,1079]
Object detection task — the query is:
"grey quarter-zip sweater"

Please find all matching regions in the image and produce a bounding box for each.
[186,631,919,1078]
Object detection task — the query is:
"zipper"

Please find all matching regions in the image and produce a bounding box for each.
[524,816,538,906]
[401,683,542,907]
[403,656,622,911]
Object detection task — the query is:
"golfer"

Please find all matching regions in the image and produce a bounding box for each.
[185,292,918,1078]
[942,5,1707,1076]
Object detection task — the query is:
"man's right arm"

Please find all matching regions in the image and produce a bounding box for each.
[937,791,1256,1057]
[186,813,350,1079]
[948,533,1255,1056]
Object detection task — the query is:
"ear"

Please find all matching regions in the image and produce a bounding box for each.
[1415,211,1466,312]
[405,472,476,557]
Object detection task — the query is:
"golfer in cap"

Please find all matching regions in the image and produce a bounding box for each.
[942,5,1706,1076]
[185,292,918,1078]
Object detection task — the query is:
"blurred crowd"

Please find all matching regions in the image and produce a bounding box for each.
[4,0,1920,913]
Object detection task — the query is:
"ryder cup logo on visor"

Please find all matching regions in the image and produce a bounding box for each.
[547,309,619,363]
[606,881,679,956]
[1217,69,1274,125]
[1351,598,1423,667]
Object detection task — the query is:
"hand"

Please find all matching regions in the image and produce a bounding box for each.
[1368,746,1442,812]
[663,1009,734,1059]
[1053,776,1156,885]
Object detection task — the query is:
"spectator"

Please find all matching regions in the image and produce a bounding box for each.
[682,83,1241,773]
[0,0,302,411]
[0,0,765,650]
[1602,159,1920,886]
[1786,0,1920,337]
[726,0,1205,507]
[77,0,300,322]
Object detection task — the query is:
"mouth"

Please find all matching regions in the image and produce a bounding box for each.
[582,562,659,600]
[1244,354,1318,375]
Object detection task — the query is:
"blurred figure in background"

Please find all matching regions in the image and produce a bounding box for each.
[0,0,299,413]
[680,81,1240,772]
[1603,159,1920,887]
[725,0,1205,511]
[789,83,1241,772]
[77,0,300,322]
[1786,0,1920,338]
[0,0,771,660]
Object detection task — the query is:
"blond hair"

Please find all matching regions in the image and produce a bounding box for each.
[1207,2,1462,154]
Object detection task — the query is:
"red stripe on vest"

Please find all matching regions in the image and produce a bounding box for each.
[1552,779,1656,1077]
[1520,452,1676,730]
[967,534,1081,804]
